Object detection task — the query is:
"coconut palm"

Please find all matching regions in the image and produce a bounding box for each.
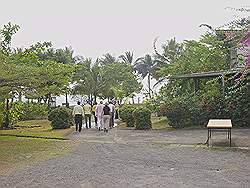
[99,53,116,65]
[119,51,134,64]
[134,54,157,98]
[73,58,104,103]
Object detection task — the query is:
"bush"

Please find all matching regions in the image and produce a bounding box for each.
[159,77,250,128]
[162,98,191,128]
[48,107,72,129]
[133,106,152,130]
[119,105,136,127]
[142,99,158,114]
[12,102,49,120]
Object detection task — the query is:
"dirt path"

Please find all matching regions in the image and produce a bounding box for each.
[0,128,250,188]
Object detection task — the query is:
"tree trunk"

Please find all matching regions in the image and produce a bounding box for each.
[18,92,22,102]
[90,93,93,105]
[148,74,151,98]
[4,99,10,129]
[93,93,97,103]
[65,93,69,107]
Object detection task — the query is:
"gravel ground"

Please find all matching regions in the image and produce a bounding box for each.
[0,127,250,188]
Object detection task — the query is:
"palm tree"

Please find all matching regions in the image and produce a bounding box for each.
[99,53,116,64]
[134,54,157,98]
[73,58,105,103]
[119,51,134,64]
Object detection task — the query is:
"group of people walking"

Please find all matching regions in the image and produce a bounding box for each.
[72,100,117,133]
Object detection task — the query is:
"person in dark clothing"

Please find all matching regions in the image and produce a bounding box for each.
[72,101,84,132]
[103,102,110,132]
[109,101,115,128]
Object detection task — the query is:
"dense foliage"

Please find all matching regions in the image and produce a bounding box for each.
[119,105,135,127]
[48,107,72,129]
[153,17,250,128]
[11,102,49,120]
[73,55,142,102]
[0,23,141,128]
[133,107,152,130]
[159,75,249,128]
[1,16,249,129]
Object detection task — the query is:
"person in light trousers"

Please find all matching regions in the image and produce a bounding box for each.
[95,101,104,131]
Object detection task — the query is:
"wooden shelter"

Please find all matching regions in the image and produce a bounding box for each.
[170,69,249,95]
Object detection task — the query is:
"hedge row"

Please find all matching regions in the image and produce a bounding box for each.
[159,88,249,128]
[0,102,50,127]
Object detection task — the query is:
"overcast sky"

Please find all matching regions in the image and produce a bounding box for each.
[0,0,249,60]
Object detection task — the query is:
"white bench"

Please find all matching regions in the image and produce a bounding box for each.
[207,119,232,147]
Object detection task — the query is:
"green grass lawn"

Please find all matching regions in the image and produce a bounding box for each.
[0,136,74,175]
[151,116,171,130]
[0,119,74,139]
[0,120,76,175]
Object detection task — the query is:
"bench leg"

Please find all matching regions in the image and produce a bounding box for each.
[207,129,209,147]
[230,128,232,147]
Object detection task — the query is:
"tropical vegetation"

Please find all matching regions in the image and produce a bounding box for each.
[0,12,249,130]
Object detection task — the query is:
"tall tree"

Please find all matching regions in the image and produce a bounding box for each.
[153,38,183,79]
[99,53,116,65]
[134,54,157,98]
[101,60,142,100]
[73,58,104,103]
[119,51,134,64]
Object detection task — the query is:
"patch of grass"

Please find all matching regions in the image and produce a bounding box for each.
[116,121,128,129]
[151,116,171,130]
[0,136,75,175]
[0,120,74,139]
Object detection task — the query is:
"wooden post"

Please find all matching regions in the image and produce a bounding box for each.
[194,78,199,93]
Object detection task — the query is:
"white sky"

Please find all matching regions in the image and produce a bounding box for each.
[1,0,249,60]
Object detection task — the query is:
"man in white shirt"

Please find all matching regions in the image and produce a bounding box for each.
[72,101,84,132]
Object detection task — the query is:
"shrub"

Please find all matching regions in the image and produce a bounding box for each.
[119,105,136,127]
[159,104,168,117]
[48,107,72,129]
[142,99,158,113]
[163,98,191,128]
[133,106,152,130]
[12,102,49,120]
[0,103,20,127]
